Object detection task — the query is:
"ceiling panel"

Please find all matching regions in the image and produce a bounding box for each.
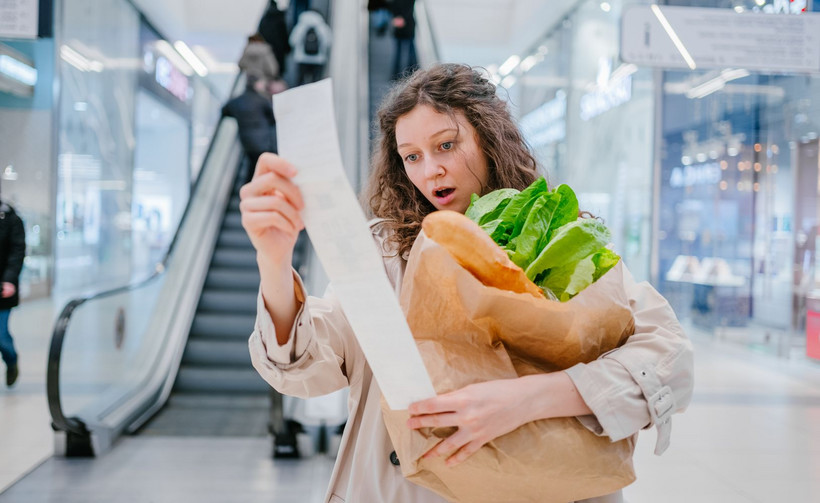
[425,0,578,69]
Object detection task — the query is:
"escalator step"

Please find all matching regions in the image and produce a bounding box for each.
[190,313,256,338]
[222,212,243,230]
[174,367,270,394]
[205,268,260,290]
[217,229,253,249]
[182,339,252,367]
[212,249,258,269]
[198,290,258,314]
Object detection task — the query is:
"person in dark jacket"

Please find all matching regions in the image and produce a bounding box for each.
[389,0,417,80]
[0,199,25,387]
[222,74,277,183]
[257,1,291,74]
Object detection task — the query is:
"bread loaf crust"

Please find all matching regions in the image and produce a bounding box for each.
[421,210,544,298]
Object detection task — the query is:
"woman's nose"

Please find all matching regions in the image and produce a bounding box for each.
[424,159,445,179]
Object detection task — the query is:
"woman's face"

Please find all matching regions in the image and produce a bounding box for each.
[395,104,489,214]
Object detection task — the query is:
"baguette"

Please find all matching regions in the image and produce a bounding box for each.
[422,210,544,299]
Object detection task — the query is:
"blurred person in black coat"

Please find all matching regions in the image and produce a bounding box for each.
[0,198,25,387]
[258,0,291,73]
[222,74,278,183]
[389,0,417,80]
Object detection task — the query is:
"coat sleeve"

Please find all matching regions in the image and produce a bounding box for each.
[3,215,25,284]
[248,271,362,399]
[564,265,694,455]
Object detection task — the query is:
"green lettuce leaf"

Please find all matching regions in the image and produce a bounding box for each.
[465,188,519,224]
[524,218,611,281]
[508,192,561,268]
[489,177,548,246]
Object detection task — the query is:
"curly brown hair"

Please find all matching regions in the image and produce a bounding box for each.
[364,63,540,257]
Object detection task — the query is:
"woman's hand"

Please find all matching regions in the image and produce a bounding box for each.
[406,378,534,467]
[239,153,305,266]
[406,372,592,466]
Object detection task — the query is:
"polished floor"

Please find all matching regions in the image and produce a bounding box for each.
[1,296,819,502]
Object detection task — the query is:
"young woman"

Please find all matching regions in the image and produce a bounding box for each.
[241,63,694,503]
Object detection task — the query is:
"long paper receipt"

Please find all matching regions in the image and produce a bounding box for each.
[273,79,436,410]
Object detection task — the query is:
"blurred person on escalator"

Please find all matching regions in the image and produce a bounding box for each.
[258,0,291,75]
[222,74,278,184]
[389,0,417,80]
[289,9,332,86]
[0,194,25,388]
[238,33,280,82]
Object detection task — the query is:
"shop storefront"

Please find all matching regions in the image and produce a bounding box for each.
[510,0,820,358]
[1,0,223,301]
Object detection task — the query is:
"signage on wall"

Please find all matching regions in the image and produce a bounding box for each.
[0,0,38,39]
[621,5,820,73]
[154,56,191,102]
[579,58,633,121]
[669,162,722,188]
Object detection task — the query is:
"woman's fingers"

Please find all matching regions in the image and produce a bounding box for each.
[240,172,305,210]
[253,152,297,180]
[242,211,300,236]
[240,195,304,230]
[421,429,481,466]
[406,412,458,430]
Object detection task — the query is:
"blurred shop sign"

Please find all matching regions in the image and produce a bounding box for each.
[0,0,38,39]
[805,294,820,360]
[621,5,820,74]
[579,58,633,121]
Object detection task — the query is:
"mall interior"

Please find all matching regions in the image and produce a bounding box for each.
[1,0,819,502]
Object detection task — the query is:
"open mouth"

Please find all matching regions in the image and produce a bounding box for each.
[434,188,455,198]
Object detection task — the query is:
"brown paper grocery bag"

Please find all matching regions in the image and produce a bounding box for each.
[381,231,636,503]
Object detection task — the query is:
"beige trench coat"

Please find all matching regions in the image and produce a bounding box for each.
[249,220,694,503]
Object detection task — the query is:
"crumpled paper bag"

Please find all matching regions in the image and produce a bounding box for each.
[381,230,637,503]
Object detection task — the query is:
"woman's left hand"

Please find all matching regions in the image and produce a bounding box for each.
[406,378,534,466]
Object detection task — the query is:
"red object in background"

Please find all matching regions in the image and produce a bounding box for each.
[806,309,820,360]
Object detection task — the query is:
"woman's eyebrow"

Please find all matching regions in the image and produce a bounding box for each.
[398,128,458,149]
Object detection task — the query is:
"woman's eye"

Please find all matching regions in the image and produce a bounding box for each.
[441,142,453,151]
[405,153,419,162]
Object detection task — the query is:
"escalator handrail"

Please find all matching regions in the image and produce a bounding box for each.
[47,73,245,437]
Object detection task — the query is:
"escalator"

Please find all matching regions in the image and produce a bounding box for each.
[137,163,306,438]
[44,0,432,460]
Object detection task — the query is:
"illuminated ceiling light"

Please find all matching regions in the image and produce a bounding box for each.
[753,182,760,192]
[771,144,779,154]
[500,75,517,88]
[734,6,745,12]
[696,153,707,162]
[519,55,539,73]
[600,2,611,12]
[174,40,208,77]
[192,45,238,74]
[651,4,696,70]
[61,45,91,72]
[720,161,728,170]
[154,40,193,76]
[686,77,725,99]
[686,68,750,99]
[0,54,37,85]
[719,180,728,190]
[681,155,692,165]
[498,55,521,76]
[609,63,638,82]
[754,143,762,152]
[755,0,766,5]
